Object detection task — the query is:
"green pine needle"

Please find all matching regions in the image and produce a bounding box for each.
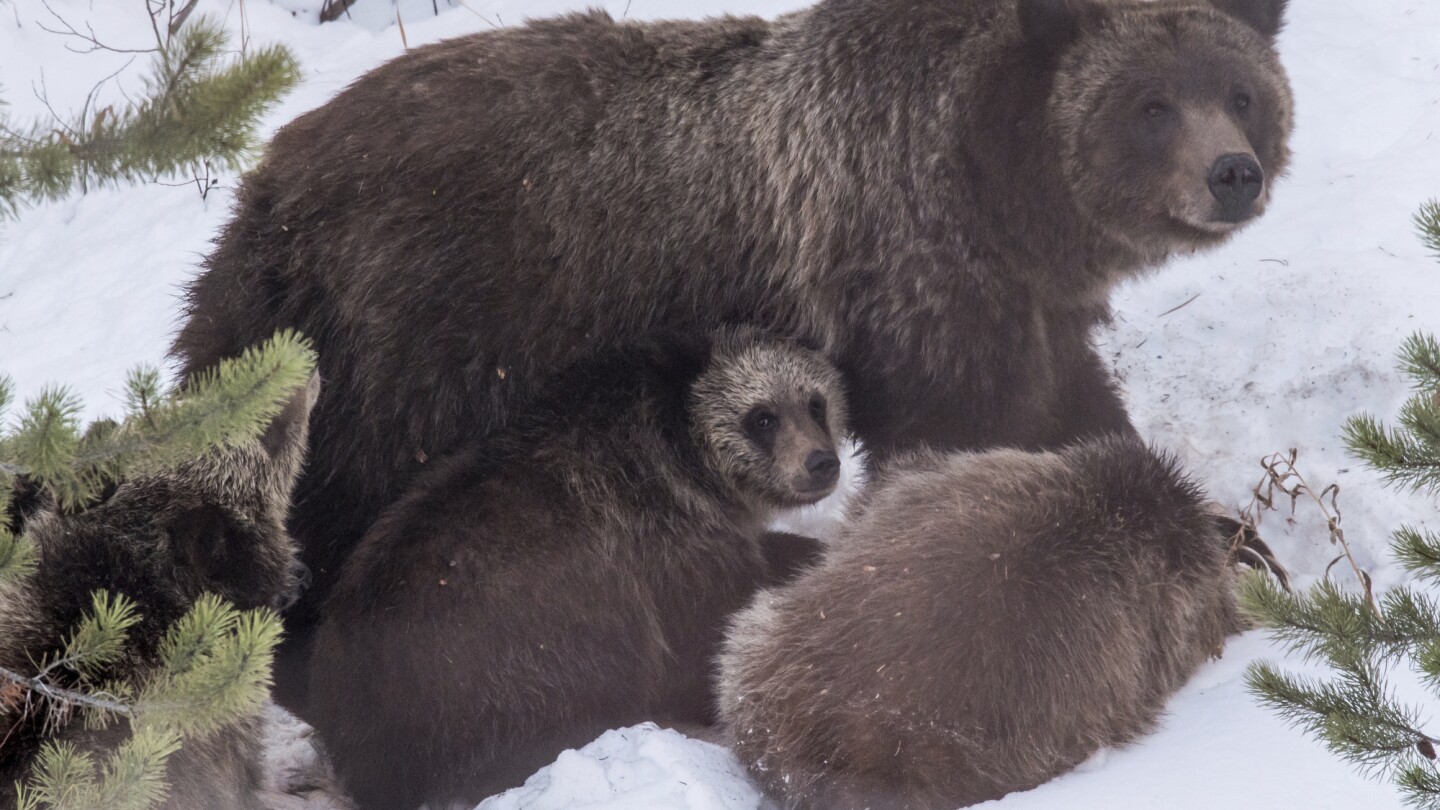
[91,727,182,810]
[0,18,300,219]
[55,591,142,684]
[1396,527,1440,583]
[1417,200,1440,260]
[20,741,97,809]
[0,522,37,585]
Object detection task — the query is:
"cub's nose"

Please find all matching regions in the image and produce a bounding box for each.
[275,559,312,611]
[805,450,840,486]
[1207,153,1264,219]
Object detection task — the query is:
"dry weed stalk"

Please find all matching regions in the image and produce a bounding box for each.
[1239,448,1380,618]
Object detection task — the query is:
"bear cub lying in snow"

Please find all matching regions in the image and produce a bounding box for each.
[307,330,848,810]
[718,436,1272,810]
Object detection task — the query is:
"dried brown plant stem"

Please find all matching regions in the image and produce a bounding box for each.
[1241,448,1380,618]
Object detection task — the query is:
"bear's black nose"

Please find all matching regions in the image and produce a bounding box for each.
[1207,153,1264,219]
[805,450,840,484]
[275,559,313,611]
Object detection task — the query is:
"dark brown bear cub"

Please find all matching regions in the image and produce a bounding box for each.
[173,0,1292,710]
[718,437,1252,810]
[0,374,319,810]
[307,331,847,810]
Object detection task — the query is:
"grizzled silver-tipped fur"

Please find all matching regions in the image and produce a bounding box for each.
[173,0,1293,711]
[308,332,847,810]
[0,373,319,810]
[692,331,848,508]
[718,436,1250,810]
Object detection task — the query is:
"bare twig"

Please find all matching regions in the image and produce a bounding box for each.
[319,0,361,24]
[39,0,157,54]
[1158,292,1202,317]
[451,0,501,29]
[396,3,409,50]
[0,663,133,717]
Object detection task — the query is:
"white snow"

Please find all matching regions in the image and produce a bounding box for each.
[477,724,763,810]
[2,1,1438,809]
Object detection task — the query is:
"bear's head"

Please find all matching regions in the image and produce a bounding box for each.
[688,332,848,510]
[6,371,320,634]
[1022,0,1293,256]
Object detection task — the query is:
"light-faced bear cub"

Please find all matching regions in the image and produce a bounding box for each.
[0,373,319,810]
[307,330,848,809]
[719,436,1274,810]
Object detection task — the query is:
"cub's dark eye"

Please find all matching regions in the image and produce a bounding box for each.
[1142,101,1171,120]
[744,408,778,439]
[1232,91,1251,113]
[809,396,827,423]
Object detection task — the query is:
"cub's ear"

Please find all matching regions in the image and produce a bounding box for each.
[1018,0,1095,58]
[1210,0,1288,39]
[259,369,321,464]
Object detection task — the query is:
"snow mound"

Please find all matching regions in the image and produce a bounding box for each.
[477,724,762,810]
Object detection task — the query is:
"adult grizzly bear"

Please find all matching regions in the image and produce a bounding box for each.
[308,331,847,808]
[716,437,1263,809]
[0,375,319,810]
[173,0,1293,707]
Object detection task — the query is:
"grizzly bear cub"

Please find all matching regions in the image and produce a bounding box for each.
[0,373,319,810]
[718,436,1260,810]
[306,330,848,810]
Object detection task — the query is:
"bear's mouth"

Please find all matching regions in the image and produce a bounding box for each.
[785,483,837,506]
[1165,209,1254,238]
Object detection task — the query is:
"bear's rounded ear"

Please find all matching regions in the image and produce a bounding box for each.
[1209,0,1288,39]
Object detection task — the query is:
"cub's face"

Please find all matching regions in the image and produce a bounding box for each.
[1031,0,1293,255]
[690,339,848,509]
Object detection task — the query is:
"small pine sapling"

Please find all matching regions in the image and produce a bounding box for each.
[1243,201,1440,807]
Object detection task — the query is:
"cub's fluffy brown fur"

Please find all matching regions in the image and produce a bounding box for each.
[307,332,846,810]
[717,436,1246,809]
[171,0,1292,710]
[0,375,318,810]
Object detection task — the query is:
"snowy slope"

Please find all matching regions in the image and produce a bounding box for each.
[2,1,1438,809]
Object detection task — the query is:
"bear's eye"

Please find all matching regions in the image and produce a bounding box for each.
[744,408,778,438]
[809,396,827,423]
[1232,91,1251,113]
[1142,101,1171,120]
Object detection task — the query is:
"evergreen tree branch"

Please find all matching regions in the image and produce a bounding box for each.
[1417,200,1440,260]
[1395,527,1440,584]
[0,17,299,219]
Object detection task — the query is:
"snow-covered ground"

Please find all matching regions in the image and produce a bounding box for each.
[2,1,1438,808]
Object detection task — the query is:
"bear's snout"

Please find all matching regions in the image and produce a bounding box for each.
[1207,153,1264,221]
[804,449,841,489]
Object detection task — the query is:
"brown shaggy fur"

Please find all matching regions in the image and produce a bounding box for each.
[0,375,319,810]
[172,0,1292,709]
[306,332,846,810]
[717,436,1247,809]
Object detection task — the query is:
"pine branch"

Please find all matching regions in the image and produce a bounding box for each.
[1247,660,1436,777]
[1396,527,1440,584]
[1417,200,1440,261]
[0,330,315,514]
[1345,413,1440,496]
[91,726,182,810]
[137,606,280,735]
[0,529,35,584]
[1401,333,1440,395]
[0,17,299,218]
